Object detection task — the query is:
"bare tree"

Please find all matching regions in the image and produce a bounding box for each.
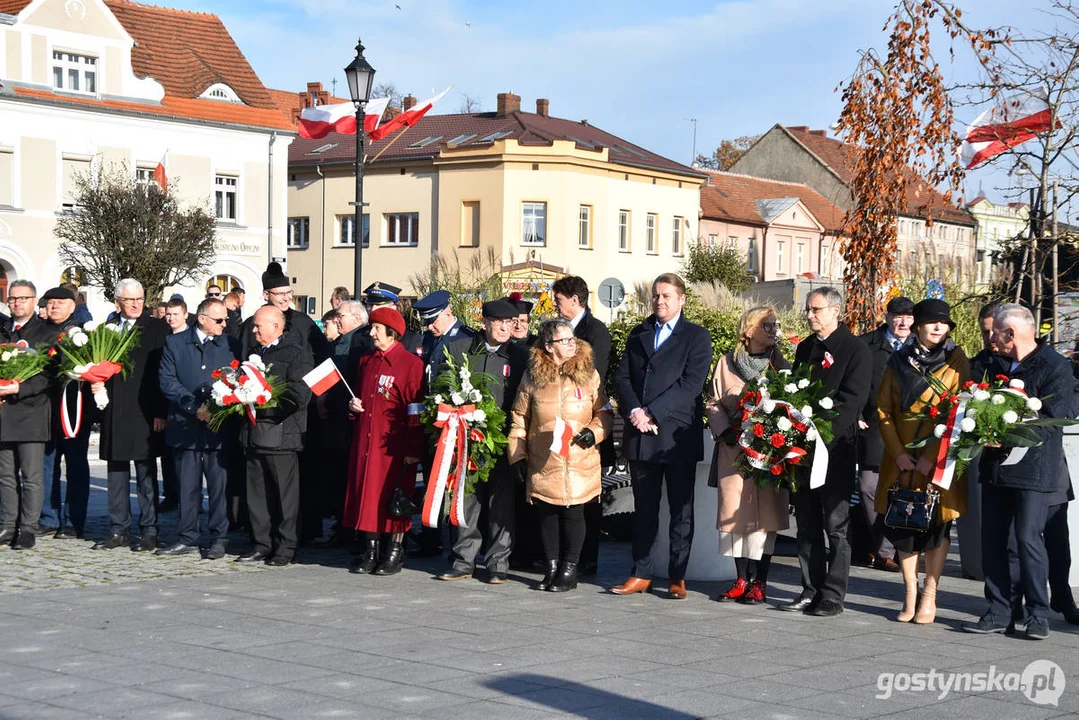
[54,163,217,302]
[372,81,403,109]
[695,135,760,171]
[459,93,483,113]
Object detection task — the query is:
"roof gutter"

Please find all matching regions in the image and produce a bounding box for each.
[0,13,15,25]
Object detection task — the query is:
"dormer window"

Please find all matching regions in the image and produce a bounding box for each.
[200,83,242,104]
[52,51,96,95]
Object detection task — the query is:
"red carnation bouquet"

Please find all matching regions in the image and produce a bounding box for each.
[733,365,838,491]
[206,354,285,430]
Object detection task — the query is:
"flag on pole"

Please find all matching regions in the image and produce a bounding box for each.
[549,416,574,459]
[298,97,391,140]
[302,358,345,396]
[368,85,452,141]
[152,151,168,194]
[960,92,1058,169]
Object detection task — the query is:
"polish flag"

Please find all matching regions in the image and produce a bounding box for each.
[368,85,452,141]
[960,92,1059,169]
[549,417,574,459]
[298,97,391,140]
[302,358,344,396]
[152,151,167,194]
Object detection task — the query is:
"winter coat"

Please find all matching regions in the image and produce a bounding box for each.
[705,351,790,534]
[239,339,313,453]
[858,325,904,470]
[158,327,241,450]
[98,315,169,462]
[875,345,970,522]
[241,306,329,363]
[0,314,55,443]
[342,340,425,533]
[574,309,612,379]
[442,334,528,423]
[508,340,612,507]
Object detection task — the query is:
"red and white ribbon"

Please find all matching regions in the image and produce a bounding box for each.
[60,360,124,438]
[60,381,83,439]
[239,361,273,424]
[738,401,828,489]
[422,403,476,528]
[931,397,968,490]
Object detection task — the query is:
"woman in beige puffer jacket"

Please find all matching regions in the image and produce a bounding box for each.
[508,318,613,592]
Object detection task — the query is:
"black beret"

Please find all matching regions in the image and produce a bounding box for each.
[262,262,289,290]
[42,286,76,302]
[886,296,915,315]
[482,299,518,320]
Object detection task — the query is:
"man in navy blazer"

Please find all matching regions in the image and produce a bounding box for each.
[156,298,241,559]
[611,273,713,599]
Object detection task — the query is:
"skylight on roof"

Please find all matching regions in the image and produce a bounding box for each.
[408,136,443,148]
[567,136,596,150]
[479,130,512,142]
[310,143,339,154]
[617,144,647,158]
[448,133,478,145]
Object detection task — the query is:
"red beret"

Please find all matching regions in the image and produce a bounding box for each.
[369,306,406,337]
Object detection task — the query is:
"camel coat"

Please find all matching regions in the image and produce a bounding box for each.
[874,347,971,522]
[508,341,612,507]
[705,351,791,534]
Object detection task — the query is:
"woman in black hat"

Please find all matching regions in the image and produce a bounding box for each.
[875,298,970,625]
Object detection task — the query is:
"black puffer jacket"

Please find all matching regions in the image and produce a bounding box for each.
[240,340,313,453]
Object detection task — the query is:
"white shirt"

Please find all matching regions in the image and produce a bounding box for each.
[654,313,681,350]
[195,327,211,344]
[484,342,501,353]
[569,308,587,331]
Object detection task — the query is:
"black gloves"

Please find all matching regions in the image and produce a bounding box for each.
[572,428,596,449]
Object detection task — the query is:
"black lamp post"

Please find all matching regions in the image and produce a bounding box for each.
[344,38,376,297]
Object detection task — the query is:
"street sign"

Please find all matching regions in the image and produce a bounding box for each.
[597,277,625,314]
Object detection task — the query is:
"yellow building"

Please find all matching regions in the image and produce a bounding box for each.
[285,92,705,316]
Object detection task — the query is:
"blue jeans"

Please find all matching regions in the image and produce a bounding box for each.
[43,425,92,533]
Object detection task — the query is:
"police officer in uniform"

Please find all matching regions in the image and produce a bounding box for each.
[363,282,422,358]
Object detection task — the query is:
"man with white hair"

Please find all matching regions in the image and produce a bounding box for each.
[964,304,1076,640]
[92,278,169,552]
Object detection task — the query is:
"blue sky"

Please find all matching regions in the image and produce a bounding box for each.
[151,0,1057,205]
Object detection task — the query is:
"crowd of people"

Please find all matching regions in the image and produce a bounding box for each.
[0,265,1076,639]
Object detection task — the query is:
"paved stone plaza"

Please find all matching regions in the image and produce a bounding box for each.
[1,460,1078,719]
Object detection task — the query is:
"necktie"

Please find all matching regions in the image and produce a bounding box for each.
[654,322,667,350]
[124,320,133,332]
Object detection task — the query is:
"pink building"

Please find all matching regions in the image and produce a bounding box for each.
[698,171,845,281]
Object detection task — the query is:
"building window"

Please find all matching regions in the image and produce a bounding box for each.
[578,205,592,249]
[776,241,785,273]
[821,246,831,277]
[461,201,480,247]
[287,217,310,249]
[60,266,86,286]
[0,149,12,207]
[618,210,631,252]
[747,237,758,274]
[214,175,237,222]
[135,167,155,187]
[337,214,370,247]
[384,213,419,246]
[646,213,657,254]
[61,157,91,209]
[728,235,738,248]
[522,202,546,246]
[796,243,806,274]
[52,51,96,94]
[707,233,718,247]
[672,216,683,256]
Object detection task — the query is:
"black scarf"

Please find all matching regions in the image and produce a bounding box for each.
[890,338,955,410]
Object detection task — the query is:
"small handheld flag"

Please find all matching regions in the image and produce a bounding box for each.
[550,417,574,459]
[302,358,354,398]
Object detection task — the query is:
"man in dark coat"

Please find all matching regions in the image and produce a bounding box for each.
[554,275,614,576]
[93,279,169,552]
[156,298,241,559]
[856,296,913,572]
[414,290,477,385]
[40,286,93,539]
[0,281,55,548]
[235,306,313,566]
[610,273,713,600]
[241,263,328,362]
[437,299,528,583]
[779,286,872,617]
[964,304,1076,639]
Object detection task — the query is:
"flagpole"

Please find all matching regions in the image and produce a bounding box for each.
[338,369,357,399]
[370,125,411,164]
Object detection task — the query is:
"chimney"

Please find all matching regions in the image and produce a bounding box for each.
[536,98,549,117]
[787,125,809,133]
[497,92,521,118]
[403,94,417,111]
[809,129,827,137]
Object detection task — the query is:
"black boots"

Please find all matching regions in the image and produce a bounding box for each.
[373,541,405,576]
[537,560,559,591]
[549,561,579,592]
[349,538,380,574]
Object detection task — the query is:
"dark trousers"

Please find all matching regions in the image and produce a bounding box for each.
[1046,502,1075,609]
[510,480,542,566]
[246,451,299,558]
[323,446,349,523]
[792,476,853,603]
[536,501,586,564]
[161,448,179,505]
[298,444,323,541]
[0,442,44,533]
[449,467,515,573]
[628,461,695,581]
[579,499,602,568]
[227,439,248,530]
[983,484,1051,620]
[106,460,158,538]
[43,426,91,533]
[176,448,229,545]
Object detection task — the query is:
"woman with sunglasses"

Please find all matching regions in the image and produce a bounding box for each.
[508,318,612,592]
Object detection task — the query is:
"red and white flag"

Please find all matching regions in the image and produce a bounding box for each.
[298,97,390,140]
[549,417,574,459]
[153,151,167,194]
[368,85,452,141]
[960,92,1058,169]
[302,358,344,396]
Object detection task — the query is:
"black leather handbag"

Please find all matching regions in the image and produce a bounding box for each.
[884,472,939,532]
[387,465,421,517]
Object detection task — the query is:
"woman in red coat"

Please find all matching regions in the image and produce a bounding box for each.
[343,307,424,576]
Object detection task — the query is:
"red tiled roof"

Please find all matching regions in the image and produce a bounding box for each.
[782,126,975,226]
[699,171,844,233]
[0,1,31,14]
[290,109,702,178]
[267,87,353,128]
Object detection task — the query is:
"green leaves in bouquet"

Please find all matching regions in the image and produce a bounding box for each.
[0,343,53,381]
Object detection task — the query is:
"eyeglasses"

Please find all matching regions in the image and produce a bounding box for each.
[201,315,227,325]
[511,319,529,326]
[207,292,222,298]
[549,337,576,347]
[806,305,835,315]
[268,289,292,297]
[118,297,144,304]
[761,322,782,332]
[7,296,34,302]
[487,319,513,327]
